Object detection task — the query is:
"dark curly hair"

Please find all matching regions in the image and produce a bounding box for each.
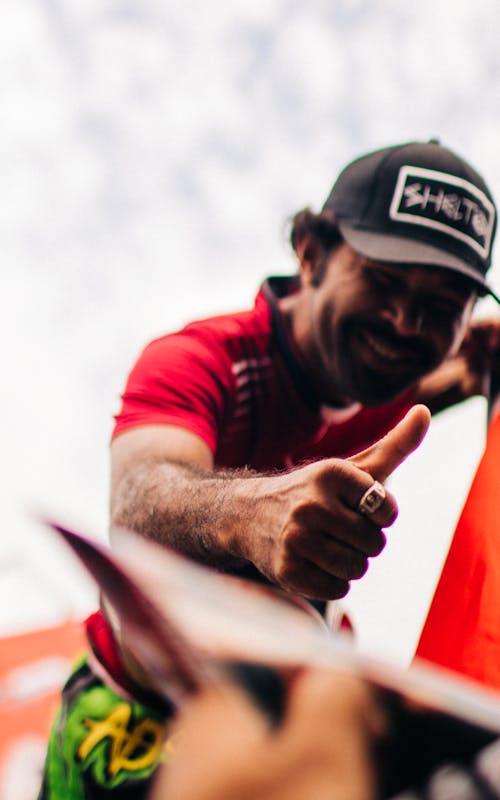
[289,208,343,285]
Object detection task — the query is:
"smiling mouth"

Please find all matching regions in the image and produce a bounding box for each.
[357,329,426,370]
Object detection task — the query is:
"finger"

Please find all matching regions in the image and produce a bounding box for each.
[280,669,388,797]
[348,404,431,483]
[153,682,268,800]
[295,534,370,581]
[284,668,387,741]
[289,505,388,557]
[314,463,398,528]
[336,508,389,553]
[277,557,350,600]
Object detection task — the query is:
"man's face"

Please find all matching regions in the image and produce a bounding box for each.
[303,243,477,406]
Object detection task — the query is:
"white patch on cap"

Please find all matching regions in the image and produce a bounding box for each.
[389,165,495,261]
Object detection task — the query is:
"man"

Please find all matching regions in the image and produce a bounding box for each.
[41,140,500,799]
[110,139,499,601]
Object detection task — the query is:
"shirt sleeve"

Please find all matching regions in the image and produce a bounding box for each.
[112,329,234,453]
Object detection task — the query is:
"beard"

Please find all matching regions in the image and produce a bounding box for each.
[331,318,438,406]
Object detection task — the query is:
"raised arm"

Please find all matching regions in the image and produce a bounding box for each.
[110,406,431,601]
[417,318,500,415]
[111,424,256,571]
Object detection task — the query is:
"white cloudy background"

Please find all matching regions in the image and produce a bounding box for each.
[2,0,500,666]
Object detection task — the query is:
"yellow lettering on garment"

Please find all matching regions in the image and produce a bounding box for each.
[78,704,163,776]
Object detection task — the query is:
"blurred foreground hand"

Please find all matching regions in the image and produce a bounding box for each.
[150,668,386,800]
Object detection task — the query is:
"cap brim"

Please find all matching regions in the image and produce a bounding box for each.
[339,223,500,304]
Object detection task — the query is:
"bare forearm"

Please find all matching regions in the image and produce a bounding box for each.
[111,458,262,570]
[418,321,500,415]
[417,356,488,415]
[109,406,429,600]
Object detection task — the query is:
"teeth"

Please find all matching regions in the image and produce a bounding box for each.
[363,332,405,361]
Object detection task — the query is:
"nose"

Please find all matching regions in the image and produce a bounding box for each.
[380,296,425,337]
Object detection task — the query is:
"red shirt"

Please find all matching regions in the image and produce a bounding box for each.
[113,277,417,467]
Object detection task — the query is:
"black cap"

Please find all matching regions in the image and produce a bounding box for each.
[323,140,499,302]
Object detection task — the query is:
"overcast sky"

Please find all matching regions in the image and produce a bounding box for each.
[2,0,500,666]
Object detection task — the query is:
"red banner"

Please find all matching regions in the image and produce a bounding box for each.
[0,620,86,800]
[415,409,500,688]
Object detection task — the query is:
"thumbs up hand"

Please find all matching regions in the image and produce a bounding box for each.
[348,404,431,483]
[237,405,431,600]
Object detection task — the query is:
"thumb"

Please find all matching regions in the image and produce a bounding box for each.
[349,404,431,483]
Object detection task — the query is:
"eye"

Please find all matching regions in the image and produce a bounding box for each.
[367,270,402,292]
[427,296,465,320]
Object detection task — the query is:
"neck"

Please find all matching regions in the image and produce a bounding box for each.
[278,294,353,409]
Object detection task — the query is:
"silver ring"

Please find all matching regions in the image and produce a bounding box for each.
[357,481,386,515]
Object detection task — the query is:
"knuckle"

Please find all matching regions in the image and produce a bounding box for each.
[337,552,368,581]
[382,492,398,524]
[301,577,350,601]
[384,504,398,526]
[273,553,351,602]
[366,528,386,557]
[374,529,387,555]
[273,550,301,586]
[289,499,322,527]
[351,555,369,580]
[281,518,319,554]
[315,458,356,489]
[328,578,350,600]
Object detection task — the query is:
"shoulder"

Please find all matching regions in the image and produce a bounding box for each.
[142,299,275,367]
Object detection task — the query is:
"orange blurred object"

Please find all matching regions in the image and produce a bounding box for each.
[0,620,86,799]
[415,409,500,689]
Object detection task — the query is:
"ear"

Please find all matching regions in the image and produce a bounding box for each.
[294,231,327,288]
